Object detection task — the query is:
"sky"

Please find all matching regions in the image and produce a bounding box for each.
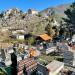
[0,0,74,12]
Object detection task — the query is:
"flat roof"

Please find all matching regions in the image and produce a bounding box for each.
[46,60,64,72]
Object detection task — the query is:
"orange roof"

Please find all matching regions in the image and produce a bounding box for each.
[29,48,36,57]
[39,34,52,41]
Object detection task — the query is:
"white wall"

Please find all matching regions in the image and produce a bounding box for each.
[17,35,24,40]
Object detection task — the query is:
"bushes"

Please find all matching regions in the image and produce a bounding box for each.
[25,37,35,45]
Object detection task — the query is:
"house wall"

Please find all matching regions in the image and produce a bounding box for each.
[17,35,24,40]
[28,9,38,15]
[49,65,64,75]
[46,47,56,54]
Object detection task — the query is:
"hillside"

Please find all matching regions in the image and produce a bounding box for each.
[0,4,70,35]
[0,8,47,34]
[40,4,70,22]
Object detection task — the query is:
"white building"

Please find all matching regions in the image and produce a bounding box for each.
[5,54,12,66]
[46,46,56,54]
[72,34,75,42]
[16,34,25,40]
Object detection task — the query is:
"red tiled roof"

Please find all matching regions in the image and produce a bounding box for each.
[18,58,38,72]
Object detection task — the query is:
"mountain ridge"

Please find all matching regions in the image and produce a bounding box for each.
[0,3,71,35]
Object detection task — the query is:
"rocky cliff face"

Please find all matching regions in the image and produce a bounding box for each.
[0,4,70,34]
[0,8,47,34]
[40,4,70,22]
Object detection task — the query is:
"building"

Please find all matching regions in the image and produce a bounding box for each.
[17,34,25,40]
[28,9,38,15]
[29,47,40,58]
[36,34,52,44]
[72,34,75,43]
[18,57,39,75]
[36,34,56,54]
[37,60,64,75]
[0,43,14,66]
[11,34,25,40]
[0,43,13,57]
[46,46,56,54]
[46,60,64,75]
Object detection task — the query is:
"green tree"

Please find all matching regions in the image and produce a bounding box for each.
[45,23,55,37]
[52,26,59,37]
[63,2,75,37]
[45,24,51,35]
[0,68,7,75]
[28,37,35,45]
[11,53,17,75]
[23,65,27,75]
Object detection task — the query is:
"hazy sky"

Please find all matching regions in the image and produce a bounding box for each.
[0,0,74,12]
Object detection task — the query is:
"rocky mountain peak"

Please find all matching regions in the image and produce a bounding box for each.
[3,8,23,19]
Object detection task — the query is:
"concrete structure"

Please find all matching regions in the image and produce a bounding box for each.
[17,55,22,62]
[0,43,14,66]
[0,43,13,60]
[46,46,56,54]
[16,34,25,40]
[46,60,64,75]
[37,60,64,75]
[72,34,75,42]
[28,9,38,15]
[5,54,12,66]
